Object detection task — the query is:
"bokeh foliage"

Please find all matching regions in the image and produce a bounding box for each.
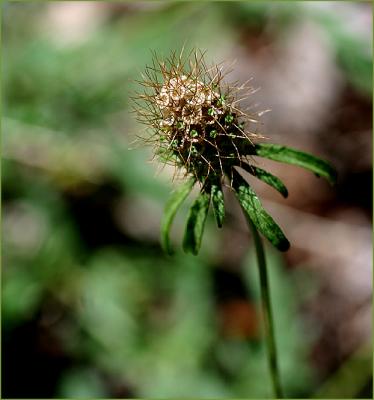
[2,2,372,398]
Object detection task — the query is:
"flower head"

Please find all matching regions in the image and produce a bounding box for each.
[133,49,337,256]
[133,49,262,186]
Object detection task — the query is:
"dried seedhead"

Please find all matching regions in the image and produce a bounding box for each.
[132,49,336,256]
[132,49,264,186]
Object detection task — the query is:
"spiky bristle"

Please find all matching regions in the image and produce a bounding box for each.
[132,49,264,186]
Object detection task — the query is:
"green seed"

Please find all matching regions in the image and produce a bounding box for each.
[217,95,226,106]
[177,121,184,129]
[208,108,215,116]
[225,114,234,124]
[190,129,199,138]
[210,130,218,138]
[191,146,198,155]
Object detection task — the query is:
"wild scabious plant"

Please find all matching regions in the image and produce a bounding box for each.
[133,49,336,397]
[133,49,336,255]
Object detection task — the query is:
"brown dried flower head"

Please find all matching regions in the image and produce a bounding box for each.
[133,49,264,186]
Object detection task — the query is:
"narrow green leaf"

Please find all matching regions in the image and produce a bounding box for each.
[240,163,288,198]
[161,178,195,255]
[233,170,290,252]
[211,183,225,228]
[183,191,211,255]
[253,143,337,185]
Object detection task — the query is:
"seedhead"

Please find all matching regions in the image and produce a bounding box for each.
[133,49,337,255]
[132,49,263,187]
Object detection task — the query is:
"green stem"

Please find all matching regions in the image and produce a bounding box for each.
[248,218,283,398]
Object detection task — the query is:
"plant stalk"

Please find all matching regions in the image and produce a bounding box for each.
[248,218,283,398]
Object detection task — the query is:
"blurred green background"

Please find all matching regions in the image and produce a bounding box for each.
[2,1,372,398]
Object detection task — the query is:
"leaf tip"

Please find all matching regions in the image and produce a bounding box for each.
[278,238,290,252]
[161,240,174,256]
[182,241,198,256]
[330,170,338,186]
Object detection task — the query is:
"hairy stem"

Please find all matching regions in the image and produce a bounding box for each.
[248,218,283,398]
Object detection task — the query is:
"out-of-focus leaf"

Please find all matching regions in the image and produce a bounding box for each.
[211,183,225,228]
[2,271,42,325]
[337,37,372,96]
[183,191,211,255]
[240,163,288,198]
[161,178,195,255]
[313,344,372,399]
[233,170,290,251]
[310,9,372,96]
[58,368,107,399]
[253,144,337,185]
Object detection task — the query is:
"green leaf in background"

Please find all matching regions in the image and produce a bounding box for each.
[253,144,337,185]
[310,9,372,96]
[312,344,372,399]
[161,178,195,255]
[58,368,107,399]
[183,191,211,255]
[233,170,290,252]
[211,183,225,228]
[240,163,289,198]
